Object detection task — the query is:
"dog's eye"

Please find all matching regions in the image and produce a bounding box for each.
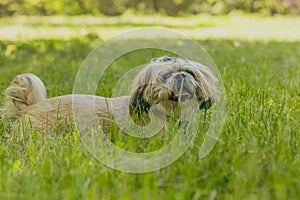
[185,70,196,78]
[163,72,172,80]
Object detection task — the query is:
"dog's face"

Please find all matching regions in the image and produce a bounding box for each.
[129,57,218,116]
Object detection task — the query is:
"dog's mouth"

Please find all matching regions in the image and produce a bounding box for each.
[169,90,193,102]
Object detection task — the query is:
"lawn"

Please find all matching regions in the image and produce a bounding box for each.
[0,14,300,199]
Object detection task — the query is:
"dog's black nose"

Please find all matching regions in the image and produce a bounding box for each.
[174,73,185,80]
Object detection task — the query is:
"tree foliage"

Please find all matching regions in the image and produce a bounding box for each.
[0,0,299,16]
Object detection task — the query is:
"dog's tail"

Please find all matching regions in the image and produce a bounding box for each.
[1,73,47,119]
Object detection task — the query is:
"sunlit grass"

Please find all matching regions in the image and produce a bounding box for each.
[0,14,300,41]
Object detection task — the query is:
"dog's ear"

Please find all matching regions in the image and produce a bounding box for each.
[129,65,153,115]
[129,86,150,115]
[188,61,218,111]
[199,98,214,110]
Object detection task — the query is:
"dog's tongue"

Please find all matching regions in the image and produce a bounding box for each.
[174,91,190,97]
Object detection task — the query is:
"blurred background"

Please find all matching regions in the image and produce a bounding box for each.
[1,0,300,41]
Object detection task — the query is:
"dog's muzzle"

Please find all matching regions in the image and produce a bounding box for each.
[169,73,194,102]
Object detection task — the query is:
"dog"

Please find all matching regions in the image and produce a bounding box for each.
[1,56,218,134]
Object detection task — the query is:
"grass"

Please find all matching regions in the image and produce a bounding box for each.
[1,14,300,41]
[0,14,300,199]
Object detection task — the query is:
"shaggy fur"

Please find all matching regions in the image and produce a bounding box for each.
[1,57,218,133]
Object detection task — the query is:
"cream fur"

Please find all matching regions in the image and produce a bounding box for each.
[21,94,130,133]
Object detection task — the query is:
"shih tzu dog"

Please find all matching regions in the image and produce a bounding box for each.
[1,56,218,134]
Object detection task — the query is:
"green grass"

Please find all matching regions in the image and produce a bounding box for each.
[0,15,300,199]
